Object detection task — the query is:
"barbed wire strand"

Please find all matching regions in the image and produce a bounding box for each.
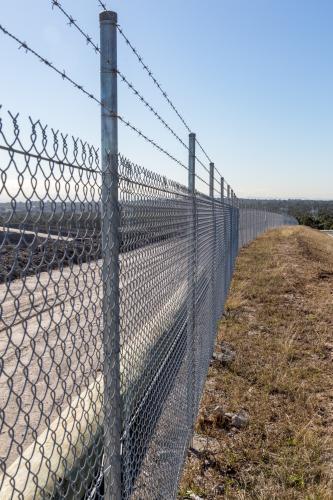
[97,0,108,10]
[0,23,188,172]
[195,173,210,189]
[114,19,230,182]
[51,0,100,53]
[51,0,193,155]
[53,0,225,188]
[94,0,232,192]
[50,0,221,186]
[117,70,189,151]
[115,22,192,135]
[195,138,212,164]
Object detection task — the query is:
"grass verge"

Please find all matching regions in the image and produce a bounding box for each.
[179,226,333,499]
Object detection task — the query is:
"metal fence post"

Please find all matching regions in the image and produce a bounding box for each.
[231,189,234,272]
[235,194,240,251]
[100,10,122,500]
[209,163,214,199]
[226,185,231,285]
[221,176,227,305]
[209,162,216,347]
[187,132,196,426]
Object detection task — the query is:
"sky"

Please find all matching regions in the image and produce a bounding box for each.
[0,0,332,199]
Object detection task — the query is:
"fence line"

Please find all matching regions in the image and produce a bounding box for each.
[0,108,297,499]
[0,6,298,500]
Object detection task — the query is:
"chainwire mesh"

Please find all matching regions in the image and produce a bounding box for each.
[238,201,297,248]
[0,109,297,499]
[0,111,104,499]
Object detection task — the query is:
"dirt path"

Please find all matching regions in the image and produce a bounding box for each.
[180,226,333,499]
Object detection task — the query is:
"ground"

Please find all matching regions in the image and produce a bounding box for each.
[179,226,333,499]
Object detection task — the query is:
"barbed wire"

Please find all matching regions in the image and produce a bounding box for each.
[0,23,100,102]
[51,0,100,53]
[97,0,108,10]
[195,173,210,189]
[195,138,228,187]
[115,22,192,135]
[52,0,225,188]
[1,11,234,193]
[195,156,210,177]
[117,70,189,152]
[54,0,229,192]
[113,18,226,184]
[118,116,188,171]
[0,22,188,172]
[196,138,212,164]
[114,19,229,183]
[50,1,192,154]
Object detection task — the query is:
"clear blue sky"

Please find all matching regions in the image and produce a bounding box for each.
[1,0,332,198]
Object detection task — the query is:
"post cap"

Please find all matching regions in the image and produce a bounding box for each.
[100,11,117,23]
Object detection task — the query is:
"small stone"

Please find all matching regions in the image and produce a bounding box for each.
[213,342,236,366]
[191,433,208,453]
[212,352,224,362]
[231,409,249,429]
[191,432,220,453]
[214,485,225,494]
[221,341,236,361]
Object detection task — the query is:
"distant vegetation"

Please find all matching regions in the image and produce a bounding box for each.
[1,199,333,230]
[295,212,333,230]
[243,199,333,230]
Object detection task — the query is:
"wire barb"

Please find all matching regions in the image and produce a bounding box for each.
[117,70,189,152]
[115,22,227,188]
[97,0,108,10]
[51,0,100,53]
[52,0,228,191]
[116,23,192,135]
[50,0,192,154]
[196,138,213,164]
[0,22,188,172]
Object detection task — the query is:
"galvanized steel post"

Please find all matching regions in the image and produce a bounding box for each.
[220,177,227,303]
[210,162,217,349]
[226,185,231,283]
[231,189,234,271]
[235,194,240,251]
[100,10,122,500]
[209,162,214,199]
[188,132,196,423]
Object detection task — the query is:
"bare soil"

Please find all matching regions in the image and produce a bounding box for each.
[179,226,333,499]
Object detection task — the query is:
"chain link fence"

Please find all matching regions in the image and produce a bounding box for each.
[0,110,296,499]
[239,203,298,248]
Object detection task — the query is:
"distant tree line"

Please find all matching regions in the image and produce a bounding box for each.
[2,199,333,232]
[241,199,333,230]
[295,211,333,230]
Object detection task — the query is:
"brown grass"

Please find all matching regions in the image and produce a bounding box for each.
[179,226,333,499]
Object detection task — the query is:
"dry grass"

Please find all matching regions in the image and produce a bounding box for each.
[179,226,333,499]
